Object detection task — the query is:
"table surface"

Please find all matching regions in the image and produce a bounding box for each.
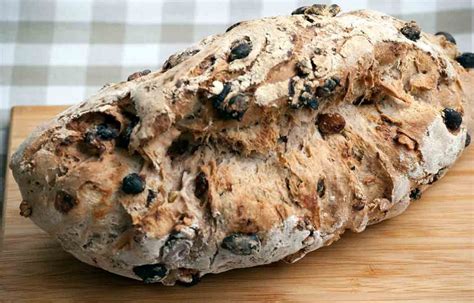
[1,106,473,302]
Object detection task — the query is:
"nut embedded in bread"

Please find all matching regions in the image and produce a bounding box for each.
[10,4,473,286]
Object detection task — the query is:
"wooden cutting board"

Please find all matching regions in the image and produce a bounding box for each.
[1,106,473,302]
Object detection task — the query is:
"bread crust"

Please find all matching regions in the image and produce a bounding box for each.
[10,6,473,285]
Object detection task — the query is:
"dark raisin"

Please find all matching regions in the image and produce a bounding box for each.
[194,172,208,199]
[400,21,421,41]
[83,123,119,154]
[291,4,340,17]
[146,190,156,207]
[117,124,133,148]
[466,133,471,147]
[352,201,365,211]
[435,31,456,44]
[212,83,232,104]
[133,264,168,283]
[442,108,462,131]
[226,21,242,32]
[54,190,77,214]
[279,136,288,143]
[288,79,296,98]
[122,173,145,194]
[177,274,201,287]
[213,93,249,120]
[221,233,261,255]
[117,117,139,148]
[303,14,315,23]
[96,124,119,140]
[291,6,308,15]
[289,84,319,110]
[304,96,319,110]
[127,69,152,81]
[317,113,346,135]
[229,39,252,61]
[167,138,190,158]
[317,178,325,198]
[456,52,474,69]
[410,188,422,200]
[316,77,339,97]
[19,200,32,217]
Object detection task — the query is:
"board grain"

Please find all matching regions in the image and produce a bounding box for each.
[1,106,473,302]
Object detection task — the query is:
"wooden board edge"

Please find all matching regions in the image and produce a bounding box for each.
[8,105,69,112]
[0,106,17,251]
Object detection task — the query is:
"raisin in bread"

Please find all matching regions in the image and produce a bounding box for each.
[10,4,473,286]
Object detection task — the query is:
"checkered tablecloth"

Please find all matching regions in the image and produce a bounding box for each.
[1,0,473,198]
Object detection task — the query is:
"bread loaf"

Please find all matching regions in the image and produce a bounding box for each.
[10,5,473,286]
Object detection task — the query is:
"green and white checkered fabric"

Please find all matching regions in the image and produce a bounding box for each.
[1,0,473,197]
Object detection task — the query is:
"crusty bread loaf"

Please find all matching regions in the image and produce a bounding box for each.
[10,5,473,286]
